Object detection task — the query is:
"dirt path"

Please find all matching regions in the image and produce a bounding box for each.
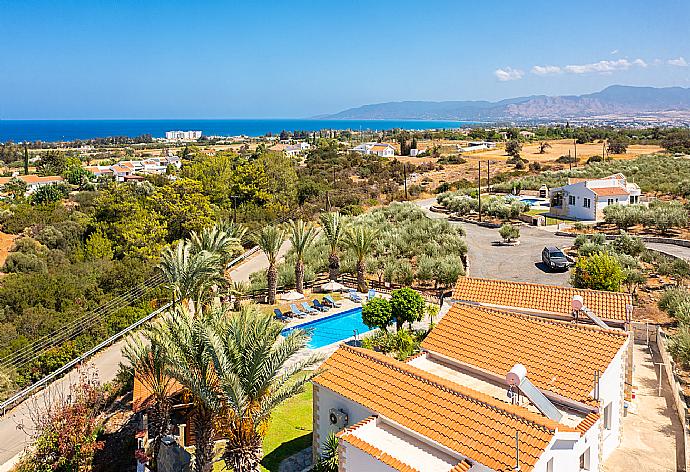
[0,233,17,268]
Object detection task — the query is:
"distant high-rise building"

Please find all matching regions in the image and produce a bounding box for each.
[165,130,202,141]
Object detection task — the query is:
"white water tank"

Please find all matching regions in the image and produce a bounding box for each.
[572,295,584,311]
[506,364,527,386]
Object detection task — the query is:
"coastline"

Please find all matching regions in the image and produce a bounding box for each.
[0,118,476,143]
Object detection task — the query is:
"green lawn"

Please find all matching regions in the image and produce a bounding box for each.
[213,384,313,472]
[525,209,569,226]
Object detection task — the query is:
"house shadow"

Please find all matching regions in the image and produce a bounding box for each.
[261,432,313,472]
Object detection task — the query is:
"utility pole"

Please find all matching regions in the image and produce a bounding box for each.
[574,139,577,162]
[486,160,491,193]
[230,195,239,222]
[568,150,572,171]
[403,163,408,200]
[23,143,29,175]
[603,141,606,161]
[478,161,482,222]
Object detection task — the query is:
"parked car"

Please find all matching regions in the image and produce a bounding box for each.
[541,246,572,271]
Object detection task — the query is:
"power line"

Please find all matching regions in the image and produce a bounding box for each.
[0,274,165,369]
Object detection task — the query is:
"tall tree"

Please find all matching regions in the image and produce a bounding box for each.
[254,225,285,304]
[122,337,175,469]
[158,240,225,312]
[206,305,320,471]
[287,219,317,293]
[345,226,378,292]
[319,212,345,281]
[190,224,243,266]
[148,307,220,472]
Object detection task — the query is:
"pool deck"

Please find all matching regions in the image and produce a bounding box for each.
[282,296,362,329]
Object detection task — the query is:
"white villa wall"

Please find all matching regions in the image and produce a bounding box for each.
[596,339,628,460]
[532,426,601,472]
[340,442,398,472]
[555,182,597,220]
[312,384,375,456]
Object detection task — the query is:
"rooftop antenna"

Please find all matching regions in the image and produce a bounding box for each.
[507,364,563,422]
[572,295,609,329]
[594,370,600,402]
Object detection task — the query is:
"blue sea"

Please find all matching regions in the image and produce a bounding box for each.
[0,119,474,143]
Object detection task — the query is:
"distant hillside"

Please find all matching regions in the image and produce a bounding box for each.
[322,85,690,121]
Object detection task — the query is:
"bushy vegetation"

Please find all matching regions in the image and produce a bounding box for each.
[571,252,625,292]
[499,224,520,243]
[252,203,467,291]
[492,154,690,195]
[436,192,529,220]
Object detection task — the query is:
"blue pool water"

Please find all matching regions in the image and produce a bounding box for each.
[282,307,371,349]
[519,197,549,206]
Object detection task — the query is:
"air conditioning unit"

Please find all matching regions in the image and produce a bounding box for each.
[329,408,349,429]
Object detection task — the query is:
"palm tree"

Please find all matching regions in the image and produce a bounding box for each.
[122,336,175,469]
[218,220,248,243]
[190,225,243,266]
[314,432,339,472]
[288,219,317,293]
[148,306,220,472]
[253,226,285,305]
[228,280,250,311]
[319,212,344,281]
[345,226,378,292]
[159,240,226,313]
[205,304,320,471]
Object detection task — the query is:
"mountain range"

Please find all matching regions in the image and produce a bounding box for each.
[321,85,690,122]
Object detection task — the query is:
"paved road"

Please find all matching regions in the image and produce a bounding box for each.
[415,198,690,285]
[414,198,571,286]
[0,246,283,468]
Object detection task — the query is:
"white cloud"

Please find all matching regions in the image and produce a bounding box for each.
[668,57,688,67]
[494,67,524,81]
[563,58,646,74]
[531,65,562,76]
[610,49,619,55]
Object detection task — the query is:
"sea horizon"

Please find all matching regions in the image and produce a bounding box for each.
[0,118,476,143]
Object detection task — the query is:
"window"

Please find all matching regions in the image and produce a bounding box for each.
[630,195,639,204]
[607,198,614,205]
[604,402,612,430]
[568,195,576,205]
[546,458,554,472]
[580,448,591,471]
[583,198,591,208]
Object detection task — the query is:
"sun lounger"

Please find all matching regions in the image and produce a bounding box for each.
[347,290,363,303]
[289,304,307,318]
[301,301,318,314]
[312,299,329,312]
[274,308,290,322]
[323,295,341,308]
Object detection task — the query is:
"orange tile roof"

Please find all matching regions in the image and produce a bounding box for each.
[567,177,589,184]
[338,416,474,472]
[421,303,628,402]
[315,345,570,472]
[576,412,600,434]
[133,373,183,413]
[590,186,630,196]
[452,277,632,322]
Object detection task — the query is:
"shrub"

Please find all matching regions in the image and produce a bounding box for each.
[644,201,688,234]
[578,241,607,257]
[669,326,690,368]
[574,232,606,248]
[622,269,646,294]
[361,297,393,331]
[2,252,47,273]
[658,287,690,316]
[611,231,645,256]
[390,287,425,330]
[603,204,644,230]
[498,224,520,243]
[571,252,625,291]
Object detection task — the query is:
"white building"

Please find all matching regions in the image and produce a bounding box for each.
[409,148,427,157]
[284,142,311,157]
[458,141,497,152]
[0,175,65,195]
[313,278,633,472]
[549,173,641,221]
[164,130,202,141]
[351,142,395,157]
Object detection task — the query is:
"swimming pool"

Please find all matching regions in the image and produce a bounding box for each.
[519,197,549,206]
[281,307,371,349]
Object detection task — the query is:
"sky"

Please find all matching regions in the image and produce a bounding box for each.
[1,0,689,119]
